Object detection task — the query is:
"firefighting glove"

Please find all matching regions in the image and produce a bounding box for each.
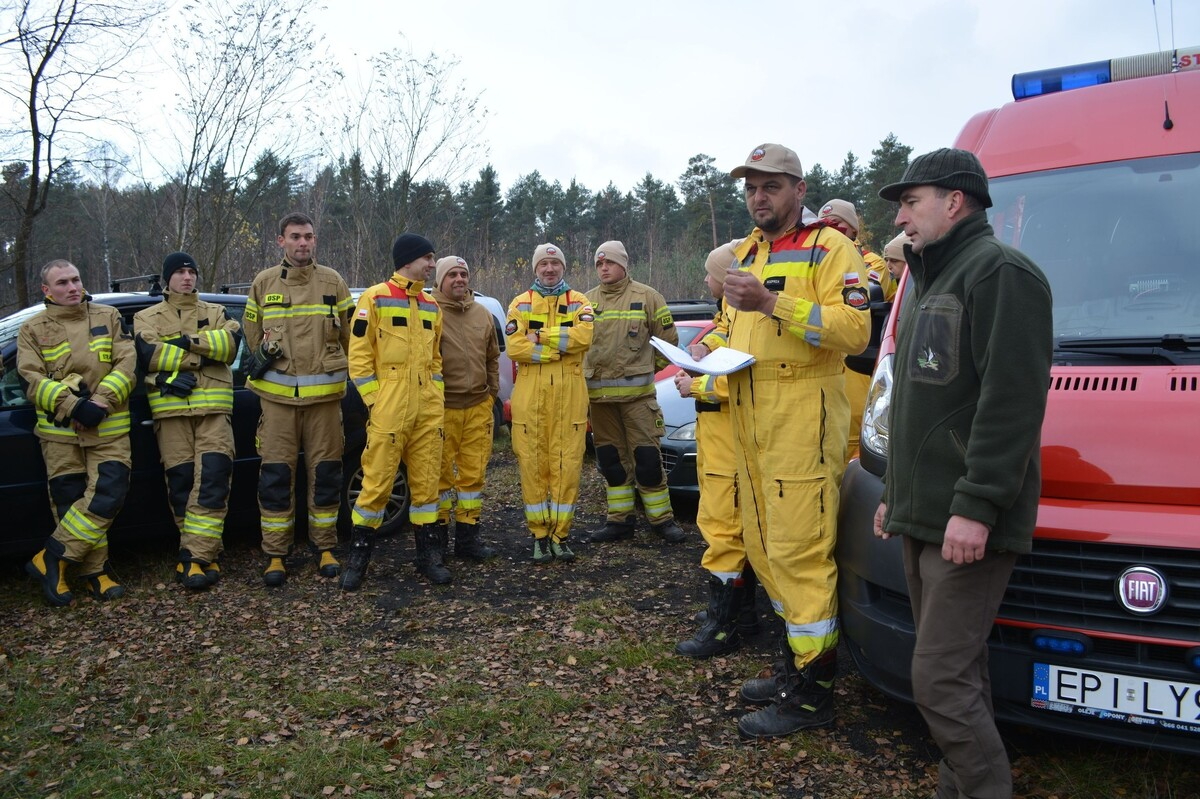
[155,370,197,397]
[165,336,192,352]
[71,399,107,429]
[246,342,280,380]
[47,375,90,427]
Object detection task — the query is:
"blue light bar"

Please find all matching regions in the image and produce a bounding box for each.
[1011,46,1200,101]
[1013,60,1111,100]
[1032,630,1090,656]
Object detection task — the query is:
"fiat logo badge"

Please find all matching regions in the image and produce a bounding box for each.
[1115,566,1168,615]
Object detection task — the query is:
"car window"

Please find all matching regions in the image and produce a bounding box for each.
[0,358,28,408]
[675,324,709,351]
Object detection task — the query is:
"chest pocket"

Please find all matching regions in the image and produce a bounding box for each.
[907,293,961,386]
[625,302,647,352]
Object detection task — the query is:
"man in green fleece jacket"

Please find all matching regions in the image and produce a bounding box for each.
[873,148,1053,799]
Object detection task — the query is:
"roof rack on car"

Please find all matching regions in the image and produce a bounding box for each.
[109,275,163,296]
[219,282,252,294]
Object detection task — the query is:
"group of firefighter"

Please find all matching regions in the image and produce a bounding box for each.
[20,144,909,743]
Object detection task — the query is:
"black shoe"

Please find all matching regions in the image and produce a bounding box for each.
[676,575,740,659]
[589,519,634,543]
[454,522,496,561]
[80,560,125,601]
[263,557,287,587]
[340,526,375,591]
[415,525,452,585]
[737,650,837,739]
[652,520,686,544]
[740,658,790,705]
[25,538,74,607]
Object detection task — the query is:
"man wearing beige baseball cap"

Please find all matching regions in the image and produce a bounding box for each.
[583,240,685,545]
[691,143,871,739]
[430,256,501,564]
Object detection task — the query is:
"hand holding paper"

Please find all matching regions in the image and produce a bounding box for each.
[650,336,754,376]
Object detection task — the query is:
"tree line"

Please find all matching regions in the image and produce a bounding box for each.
[1,0,913,314]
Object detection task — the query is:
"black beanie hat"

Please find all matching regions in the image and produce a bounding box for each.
[391,233,435,271]
[162,251,198,283]
[878,148,993,208]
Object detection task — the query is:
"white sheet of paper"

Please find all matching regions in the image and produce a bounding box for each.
[651,336,755,376]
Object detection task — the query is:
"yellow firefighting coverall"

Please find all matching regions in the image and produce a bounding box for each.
[506,288,594,543]
[349,274,444,529]
[703,221,870,669]
[134,291,241,562]
[17,299,136,574]
[243,260,353,555]
[433,287,500,525]
[688,371,745,579]
[583,277,677,525]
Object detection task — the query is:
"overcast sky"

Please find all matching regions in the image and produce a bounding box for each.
[313,0,1199,192]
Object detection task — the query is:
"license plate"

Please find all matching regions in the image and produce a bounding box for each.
[1032,663,1200,734]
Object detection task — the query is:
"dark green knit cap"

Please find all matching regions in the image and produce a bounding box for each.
[878,148,993,208]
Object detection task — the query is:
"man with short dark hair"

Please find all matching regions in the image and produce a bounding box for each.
[874,148,1053,799]
[243,212,354,587]
[691,143,871,739]
[20,260,136,606]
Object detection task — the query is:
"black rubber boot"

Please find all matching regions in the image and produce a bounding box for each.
[414,524,452,585]
[695,566,760,632]
[740,638,793,705]
[177,548,211,590]
[80,560,126,602]
[675,575,740,658]
[339,525,375,591]
[589,517,635,543]
[652,519,687,544]
[453,522,496,561]
[737,649,837,739]
[25,537,75,607]
[736,564,761,634]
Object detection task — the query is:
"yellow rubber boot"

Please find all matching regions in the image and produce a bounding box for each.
[263,557,287,587]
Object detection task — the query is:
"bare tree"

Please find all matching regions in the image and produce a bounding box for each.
[0,0,158,310]
[336,45,489,236]
[159,0,331,286]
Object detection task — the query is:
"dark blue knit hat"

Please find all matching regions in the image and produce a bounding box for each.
[391,233,435,271]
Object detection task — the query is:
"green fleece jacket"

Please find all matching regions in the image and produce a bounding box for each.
[883,212,1053,553]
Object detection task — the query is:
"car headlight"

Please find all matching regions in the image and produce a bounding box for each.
[860,353,893,458]
[666,422,697,441]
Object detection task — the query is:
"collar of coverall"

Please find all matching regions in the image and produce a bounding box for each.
[389,272,426,296]
[166,289,199,308]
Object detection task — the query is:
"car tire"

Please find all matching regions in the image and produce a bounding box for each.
[344,464,409,536]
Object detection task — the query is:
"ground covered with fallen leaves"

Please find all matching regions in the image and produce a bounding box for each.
[1,440,1197,798]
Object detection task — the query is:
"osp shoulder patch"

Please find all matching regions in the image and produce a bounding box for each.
[843,287,870,309]
[264,293,285,305]
[505,319,518,336]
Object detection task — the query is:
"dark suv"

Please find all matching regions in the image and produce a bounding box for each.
[0,290,409,557]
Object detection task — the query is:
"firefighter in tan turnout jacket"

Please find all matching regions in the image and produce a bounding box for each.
[134,252,242,590]
[242,212,354,587]
[20,260,136,606]
[583,241,684,544]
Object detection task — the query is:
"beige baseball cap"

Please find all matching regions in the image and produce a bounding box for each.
[818,199,860,235]
[594,241,629,270]
[730,143,804,180]
[435,255,468,288]
[532,243,566,269]
[884,232,912,261]
[704,239,743,285]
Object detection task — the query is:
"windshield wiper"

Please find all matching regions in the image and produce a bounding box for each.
[1054,335,1200,364]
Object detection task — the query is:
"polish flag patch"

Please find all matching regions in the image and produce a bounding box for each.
[844,273,862,286]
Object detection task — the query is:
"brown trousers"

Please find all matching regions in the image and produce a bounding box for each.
[41,434,131,574]
[903,536,1018,799]
[155,413,235,562]
[256,399,343,555]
